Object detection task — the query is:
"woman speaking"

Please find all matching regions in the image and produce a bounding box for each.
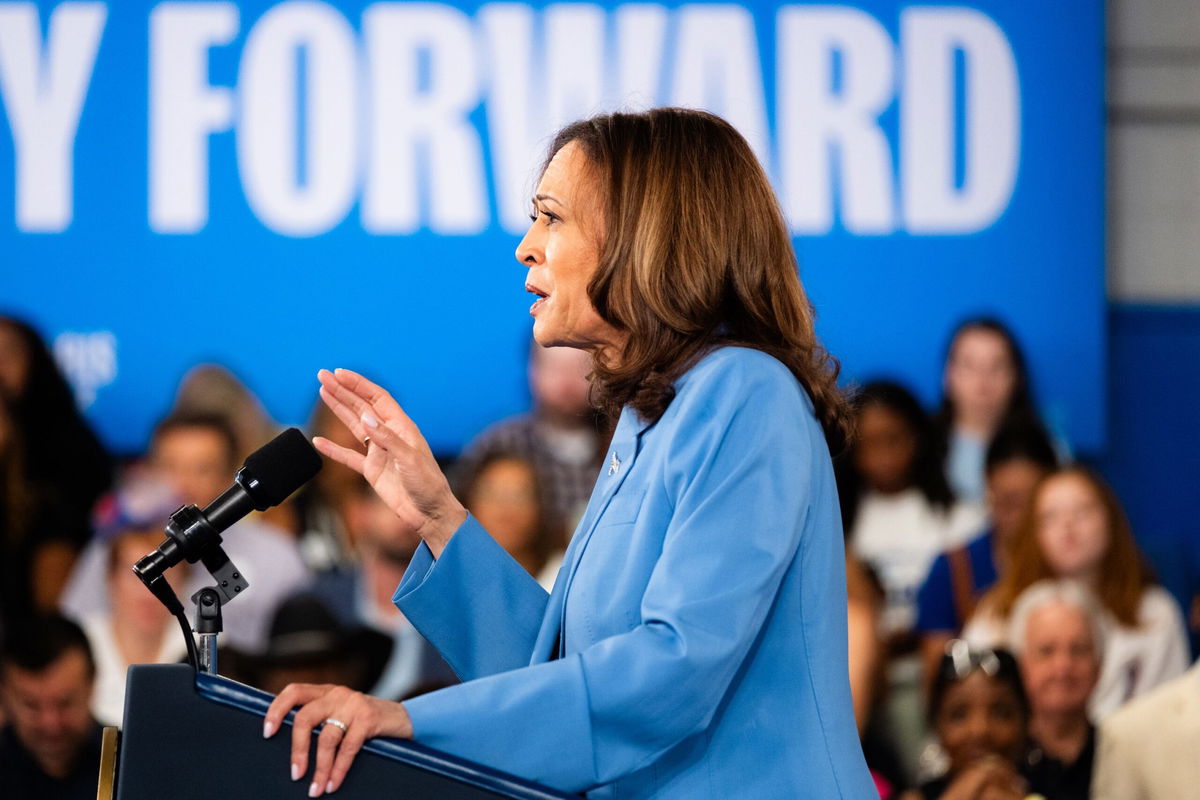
[264,108,874,799]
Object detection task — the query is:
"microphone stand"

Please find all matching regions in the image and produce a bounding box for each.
[134,504,252,675]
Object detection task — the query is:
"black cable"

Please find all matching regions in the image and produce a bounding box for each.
[137,571,199,671]
[173,605,200,671]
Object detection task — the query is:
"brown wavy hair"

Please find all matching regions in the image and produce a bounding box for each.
[987,465,1154,627]
[541,108,849,448]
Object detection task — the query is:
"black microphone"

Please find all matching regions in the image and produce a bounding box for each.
[134,427,322,584]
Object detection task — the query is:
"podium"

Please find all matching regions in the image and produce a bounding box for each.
[100,665,578,799]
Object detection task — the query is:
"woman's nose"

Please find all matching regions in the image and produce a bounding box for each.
[515,222,543,266]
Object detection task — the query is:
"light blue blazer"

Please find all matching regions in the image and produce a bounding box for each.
[395,347,875,798]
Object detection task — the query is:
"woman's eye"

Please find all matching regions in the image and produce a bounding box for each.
[527,209,558,225]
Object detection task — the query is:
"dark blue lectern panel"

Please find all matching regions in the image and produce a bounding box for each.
[116,665,577,799]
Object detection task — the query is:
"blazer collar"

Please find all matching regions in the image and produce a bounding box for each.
[529,406,653,663]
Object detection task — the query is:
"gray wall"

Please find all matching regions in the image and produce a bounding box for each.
[1109,0,1200,303]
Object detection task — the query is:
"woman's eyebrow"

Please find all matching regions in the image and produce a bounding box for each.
[535,192,567,210]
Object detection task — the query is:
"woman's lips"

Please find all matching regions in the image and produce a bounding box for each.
[526,284,549,316]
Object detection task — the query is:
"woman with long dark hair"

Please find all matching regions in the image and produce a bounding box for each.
[264,108,874,798]
[0,316,112,624]
[932,318,1046,505]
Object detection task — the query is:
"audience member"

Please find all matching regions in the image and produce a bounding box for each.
[457,344,607,530]
[1091,657,1200,799]
[840,381,985,780]
[0,614,102,799]
[306,479,457,701]
[0,395,83,627]
[845,551,910,795]
[247,595,391,696]
[459,452,565,588]
[966,466,1189,719]
[846,552,885,735]
[61,412,309,654]
[0,317,113,624]
[917,424,1059,685]
[171,363,277,460]
[903,643,1030,800]
[932,318,1048,505]
[0,316,113,526]
[78,484,190,724]
[842,381,986,639]
[283,396,365,573]
[170,363,294,535]
[1009,580,1103,800]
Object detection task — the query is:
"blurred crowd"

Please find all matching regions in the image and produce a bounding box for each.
[0,312,1197,799]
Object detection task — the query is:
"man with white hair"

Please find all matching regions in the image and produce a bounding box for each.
[1008,579,1104,800]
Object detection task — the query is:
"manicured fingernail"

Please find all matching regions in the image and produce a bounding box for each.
[291,764,301,782]
[263,720,275,738]
[309,781,321,797]
[361,412,378,429]
[327,781,337,794]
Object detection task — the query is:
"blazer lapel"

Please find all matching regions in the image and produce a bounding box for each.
[529,407,651,663]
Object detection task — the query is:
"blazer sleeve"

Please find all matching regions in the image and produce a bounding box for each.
[402,358,818,793]
[394,514,550,681]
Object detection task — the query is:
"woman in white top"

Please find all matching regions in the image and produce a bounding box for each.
[964,466,1188,720]
[841,381,985,639]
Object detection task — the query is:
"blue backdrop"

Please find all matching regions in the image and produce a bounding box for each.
[1,0,1105,455]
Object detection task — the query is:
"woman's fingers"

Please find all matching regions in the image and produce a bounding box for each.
[291,696,337,783]
[310,721,350,797]
[312,435,366,474]
[264,684,412,796]
[263,682,327,741]
[325,724,368,794]
[317,375,371,441]
[331,368,423,442]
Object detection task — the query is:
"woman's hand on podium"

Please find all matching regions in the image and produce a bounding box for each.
[263,682,412,797]
[313,368,467,557]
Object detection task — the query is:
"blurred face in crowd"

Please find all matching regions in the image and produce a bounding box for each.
[945,328,1017,428]
[518,142,622,355]
[853,403,916,495]
[936,671,1027,775]
[1020,601,1100,719]
[530,346,593,425]
[1035,473,1110,581]
[468,459,542,557]
[109,531,174,637]
[0,650,94,778]
[987,458,1049,546]
[350,489,422,566]
[150,425,235,507]
[0,321,31,399]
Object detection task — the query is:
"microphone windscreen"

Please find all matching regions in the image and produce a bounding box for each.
[240,427,323,508]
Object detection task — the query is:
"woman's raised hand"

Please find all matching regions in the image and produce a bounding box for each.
[263,683,412,797]
[314,368,466,557]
